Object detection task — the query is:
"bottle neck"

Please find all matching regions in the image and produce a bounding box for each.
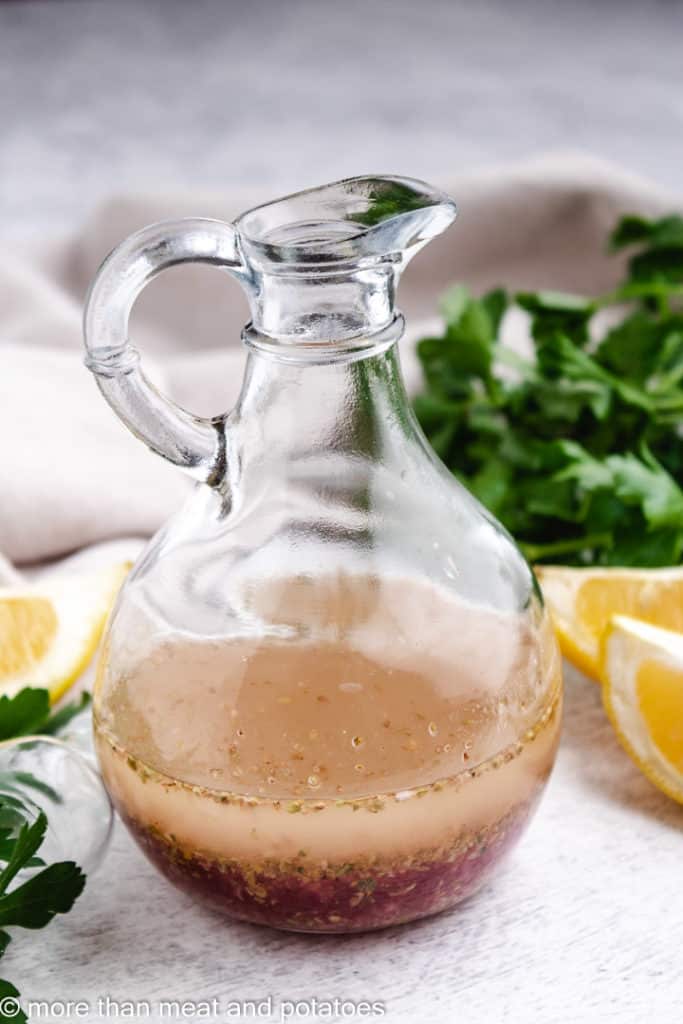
[227,340,419,485]
[243,259,399,350]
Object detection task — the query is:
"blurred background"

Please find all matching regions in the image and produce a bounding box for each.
[3,0,683,564]
[2,0,683,237]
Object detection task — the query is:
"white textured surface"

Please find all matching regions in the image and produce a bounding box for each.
[3,2,683,1021]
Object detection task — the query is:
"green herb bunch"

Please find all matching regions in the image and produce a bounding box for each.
[0,689,90,1024]
[414,214,683,566]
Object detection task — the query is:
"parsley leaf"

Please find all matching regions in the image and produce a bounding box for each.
[0,689,90,741]
[414,212,683,566]
[0,686,91,1014]
[0,979,26,1024]
[0,858,85,930]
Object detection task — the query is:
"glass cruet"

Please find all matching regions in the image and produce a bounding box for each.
[83,176,562,933]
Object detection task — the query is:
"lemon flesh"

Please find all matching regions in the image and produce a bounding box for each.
[0,564,128,702]
[602,615,683,804]
[536,565,683,680]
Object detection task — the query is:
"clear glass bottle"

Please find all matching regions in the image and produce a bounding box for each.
[84,177,562,933]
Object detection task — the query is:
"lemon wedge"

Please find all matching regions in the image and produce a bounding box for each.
[0,563,128,702]
[535,565,683,680]
[601,615,683,804]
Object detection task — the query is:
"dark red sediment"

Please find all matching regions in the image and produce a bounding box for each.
[118,797,538,933]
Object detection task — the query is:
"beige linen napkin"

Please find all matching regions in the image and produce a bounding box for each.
[1,153,679,567]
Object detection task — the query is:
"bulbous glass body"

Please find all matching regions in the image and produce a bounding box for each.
[85,177,561,933]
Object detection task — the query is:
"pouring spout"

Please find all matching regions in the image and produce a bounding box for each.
[235,175,457,270]
[235,176,457,347]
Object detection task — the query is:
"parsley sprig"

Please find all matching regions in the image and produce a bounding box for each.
[414,213,683,566]
[0,689,90,1022]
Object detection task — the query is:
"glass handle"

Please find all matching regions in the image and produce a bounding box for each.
[83,218,248,481]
